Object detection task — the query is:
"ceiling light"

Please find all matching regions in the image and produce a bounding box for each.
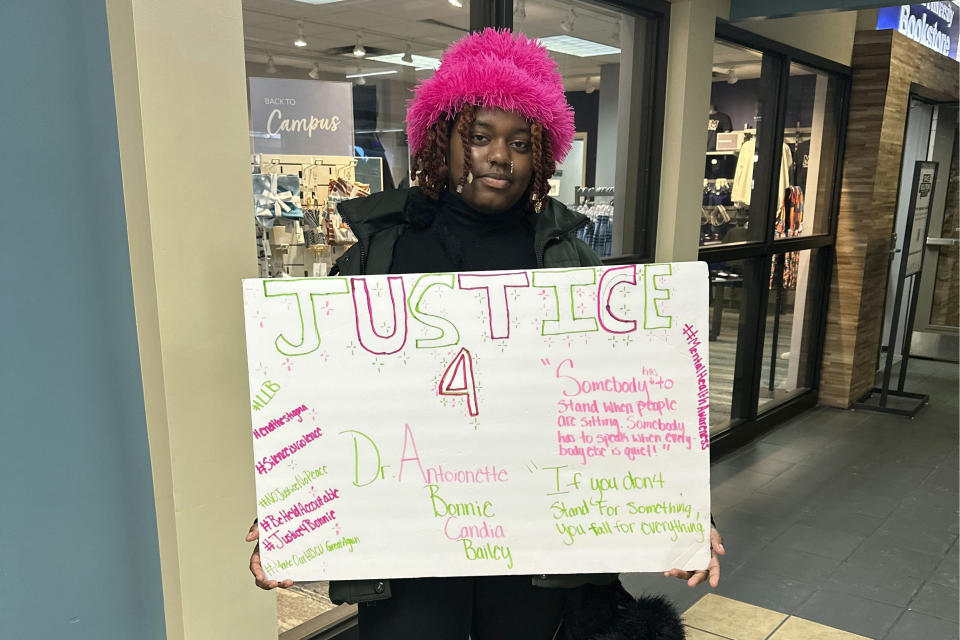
[368,52,442,70]
[294,22,307,47]
[345,70,398,78]
[449,0,464,7]
[538,35,621,57]
[308,62,321,80]
[584,78,596,94]
[357,75,367,85]
[402,42,414,63]
[266,55,277,74]
[726,68,738,84]
[560,8,576,34]
[514,0,526,19]
[353,33,366,57]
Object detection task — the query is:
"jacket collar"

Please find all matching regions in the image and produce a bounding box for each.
[337,187,589,269]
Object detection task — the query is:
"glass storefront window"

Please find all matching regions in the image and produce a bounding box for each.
[515,0,650,259]
[775,63,842,239]
[242,0,474,622]
[707,258,747,434]
[757,249,821,413]
[700,40,771,247]
[243,0,471,278]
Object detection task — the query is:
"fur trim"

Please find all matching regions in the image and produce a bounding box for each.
[561,581,686,640]
[406,28,575,162]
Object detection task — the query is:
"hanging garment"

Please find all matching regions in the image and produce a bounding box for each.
[731,137,755,205]
[706,111,733,151]
[793,139,810,191]
[731,139,794,213]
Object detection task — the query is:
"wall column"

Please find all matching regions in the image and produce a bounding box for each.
[655,0,730,262]
[820,30,959,407]
[105,0,276,637]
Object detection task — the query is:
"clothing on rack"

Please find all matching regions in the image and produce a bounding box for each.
[776,186,804,238]
[701,181,735,245]
[572,201,614,258]
[792,139,810,191]
[731,138,793,212]
[769,186,804,289]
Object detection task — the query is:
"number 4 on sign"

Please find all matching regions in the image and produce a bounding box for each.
[439,347,479,416]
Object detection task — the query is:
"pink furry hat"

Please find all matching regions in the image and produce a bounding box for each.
[406,28,575,163]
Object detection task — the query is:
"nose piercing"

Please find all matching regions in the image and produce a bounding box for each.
[510,161,514,175]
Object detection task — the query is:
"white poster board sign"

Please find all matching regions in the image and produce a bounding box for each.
[242,263,711,581]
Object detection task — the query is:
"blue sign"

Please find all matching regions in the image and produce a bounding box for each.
[877,3,959,60]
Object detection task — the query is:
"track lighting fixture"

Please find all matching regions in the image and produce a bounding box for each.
[308,62,321,80]
[584,78,596,94]
[294,21,307,47]
[402,41,413,63]
[266,55,277,74]
[726,68,738,84]
[353,33,366,57]
[514,0,526,19]
[560,8,576,34]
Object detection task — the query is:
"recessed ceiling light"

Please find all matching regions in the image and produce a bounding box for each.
[538,35,621,57]
[368,52,441,70]
[294,22,307,47]
[345,70,398,78]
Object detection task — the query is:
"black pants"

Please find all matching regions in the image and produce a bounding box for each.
[357,575,565,640]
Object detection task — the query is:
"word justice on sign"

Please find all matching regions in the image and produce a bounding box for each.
[260,265,675,357]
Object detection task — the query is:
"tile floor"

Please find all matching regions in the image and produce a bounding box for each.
[279,359,959,639]
[622,358,959,640]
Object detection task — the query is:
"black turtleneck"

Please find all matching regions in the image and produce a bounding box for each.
[390,190,537,274]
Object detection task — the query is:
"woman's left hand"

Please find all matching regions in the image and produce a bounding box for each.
[663,526,724,588]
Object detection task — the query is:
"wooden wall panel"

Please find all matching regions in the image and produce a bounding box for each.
[820,30,959,407]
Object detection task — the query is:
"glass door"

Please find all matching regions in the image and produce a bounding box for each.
[912,102,959,362]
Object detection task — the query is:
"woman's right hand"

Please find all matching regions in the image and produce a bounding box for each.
[247,520,294,590]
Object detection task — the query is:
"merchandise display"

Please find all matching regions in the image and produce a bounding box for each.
[251,153,375,278]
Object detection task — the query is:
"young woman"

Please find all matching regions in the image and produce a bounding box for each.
[247,28,723,640]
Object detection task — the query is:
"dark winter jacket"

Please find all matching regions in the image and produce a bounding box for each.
[327,187,616,605]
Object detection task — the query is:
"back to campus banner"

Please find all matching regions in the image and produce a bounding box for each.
[242,263,711,581]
